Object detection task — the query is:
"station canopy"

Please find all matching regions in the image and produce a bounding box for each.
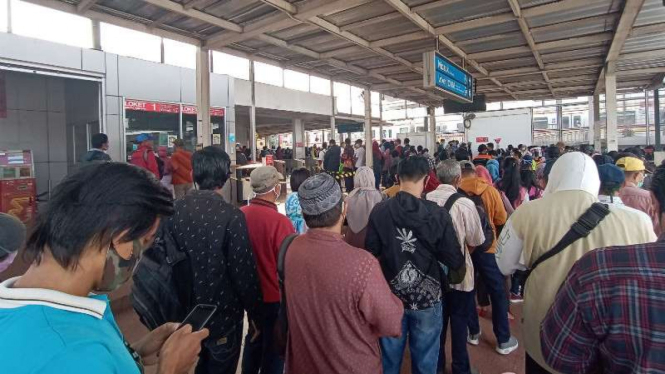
[34,0,665,105]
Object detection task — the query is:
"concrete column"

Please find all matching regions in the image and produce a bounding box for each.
[645,90,651,146]
[655,89,661,150]
[160,38,165,64]
[428,106,436,151]
[7,0,12,34]
[605,65,618,152]
[196,47,211,147]
[587,96,595,148]
[249,60,257,161]
[593,94,601,151]
[330,79,336,144]
[92,20,101,50]
[293,118,305,159]
[379,94,384,141]
[556,100,563,142]
[364,87,373,167]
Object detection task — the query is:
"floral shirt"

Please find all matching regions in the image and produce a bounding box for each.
[286,192,307,234]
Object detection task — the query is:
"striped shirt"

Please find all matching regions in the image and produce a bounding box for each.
[541,239,665,373]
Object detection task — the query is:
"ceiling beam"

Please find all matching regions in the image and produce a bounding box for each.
[522,0,607,18]
[412,0,465,12]
[76,0,97,13]
[141,0,243,33]
[645,73,665,90]
[507,0,555,97]
[370,31,429,48]
[536,32,614,51]
[594,0,646,95]
[340,12,403,31]
[382,0,518,99]
[183,0,208,11]
[630,22,665,37]
[435,13,514,34]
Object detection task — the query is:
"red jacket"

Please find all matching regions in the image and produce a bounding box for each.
[131,144,160,178]
[241,198,296,303]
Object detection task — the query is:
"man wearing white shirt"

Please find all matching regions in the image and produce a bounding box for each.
[354,139,366,168]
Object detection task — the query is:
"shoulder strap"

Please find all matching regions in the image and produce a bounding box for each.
[443,192,464,212]
[529,202,610,275]
[277,234,299,287]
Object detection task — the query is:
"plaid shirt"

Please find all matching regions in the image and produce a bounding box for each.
[541,238,665,374]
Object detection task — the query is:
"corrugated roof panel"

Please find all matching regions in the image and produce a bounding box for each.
[205,0,277,25]
[541,46,608,63]
[527,0,619,28]
[531,17,615,43]
[417,0,511,26]
[622,33,665,55]
[322,0,395,26]
[353,19,423,42]
[635,0,665,26]
[483,56,538,70]
[271,24,320,41]
[462,35,527,54]
[447,20,522,42]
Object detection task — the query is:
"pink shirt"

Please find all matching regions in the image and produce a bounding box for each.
[284,229,403,374]
[619,182,660,235]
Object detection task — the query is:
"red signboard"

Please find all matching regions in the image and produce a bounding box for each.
[0,72,6,119]
[475,137,489,143]
[126,99,224,117]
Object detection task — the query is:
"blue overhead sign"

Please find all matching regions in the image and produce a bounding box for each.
[424,51,474,103]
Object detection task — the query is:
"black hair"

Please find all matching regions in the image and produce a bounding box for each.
[290,168,311,193]
[497,157,522,206]
[455,148,470,161]
[546,146,560,159]
[487,142,494,149]
[417,145,423,152]
[192,146,231,190]
[322,142,327,149]
[345,138,351,145]
[520,168,537,193]
[391,150,400,158]
[478,144,487,153]
[24,163,173,269]
[303,199,343,229]
[91,133,108,149]
[651,166,665,217]
[600,179,623,197]
[404,138,410,145]
[329,139,336,145]
[397,156,429,181]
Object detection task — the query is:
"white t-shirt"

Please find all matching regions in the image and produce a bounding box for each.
[318,149,326,161]
[354,146,365,168]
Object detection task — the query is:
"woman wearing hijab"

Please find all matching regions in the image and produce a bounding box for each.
[344,167,383,249]
[372,141,384,190]
[475,165,494,185]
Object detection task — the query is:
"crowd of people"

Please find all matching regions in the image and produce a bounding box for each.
[0,132,664,374]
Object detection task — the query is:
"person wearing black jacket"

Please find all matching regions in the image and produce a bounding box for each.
[168,147,262,374]
[365,156,464,374]
[81,133,112,163]
[323,139,341,174]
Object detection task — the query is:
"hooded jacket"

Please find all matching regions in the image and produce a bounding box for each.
[496,152,656,372]
[365,191,463,311]
[459,177,507,253]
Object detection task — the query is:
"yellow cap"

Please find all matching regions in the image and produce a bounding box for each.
[615,157,645,172]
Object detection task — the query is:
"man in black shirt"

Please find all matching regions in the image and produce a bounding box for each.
[323,139,341,174]
[168,147,262,374]
[365,156,463,374]
[81,133,112,163]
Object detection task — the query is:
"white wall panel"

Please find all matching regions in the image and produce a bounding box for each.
[211,74,230,107]
[0,33,82,70]
[117,57,181,102]
[180,68,195,104]
[105,53,119,96]
[82,49,105,73]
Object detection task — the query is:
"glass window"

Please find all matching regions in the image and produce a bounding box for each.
[334,82,351,114]
[254,61,283,87]
[163,38,196,69]
[350,86,364,116]
[0,0,7,33]
[125,109,179,162]
[310,75,330,95]
[101,23,160,62]
[212,51,249,80]
[284,69,309,92]
[12,0,92,48]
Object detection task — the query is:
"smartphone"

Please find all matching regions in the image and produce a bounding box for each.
[181,304,217,331]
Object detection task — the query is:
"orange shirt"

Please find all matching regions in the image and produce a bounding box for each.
[170,149,193,185]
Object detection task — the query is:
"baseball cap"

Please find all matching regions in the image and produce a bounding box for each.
[0,213,26,257]
[136,134,153,143]
[598,164,625,187]
[250,166,283,194]
[616,157,645,172]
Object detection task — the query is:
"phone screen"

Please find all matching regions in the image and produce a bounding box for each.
[181,304,217,331]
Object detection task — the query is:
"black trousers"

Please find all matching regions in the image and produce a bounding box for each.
[526,353,553,374]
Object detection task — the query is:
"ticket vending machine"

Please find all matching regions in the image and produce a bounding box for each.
[0,150,37,224]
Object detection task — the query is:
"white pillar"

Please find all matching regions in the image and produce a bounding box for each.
[556,100,563,142]
[330,79,336,144]
[592,93,601,150]
[249,60,257,161]
[364,87,373,167]
[293,118,305,159]
[379,94,384,141]
[92,20,101,50]
[605,64,618,152]
[428,106,436,151]
[588,95,596,149]
[196,47,211,147]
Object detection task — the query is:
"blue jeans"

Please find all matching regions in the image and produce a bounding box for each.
[241,302,283,374]
[439,291,475,374]
[468,251,510,344]
[381,302,443,374]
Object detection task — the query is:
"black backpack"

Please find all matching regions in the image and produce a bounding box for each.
[131,219,192,330]
[458,190,495,253]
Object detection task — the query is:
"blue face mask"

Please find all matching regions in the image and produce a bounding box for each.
[638,181,644,188]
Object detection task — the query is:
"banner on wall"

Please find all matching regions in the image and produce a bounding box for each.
[124,99,225,117]
[0,72,6,119]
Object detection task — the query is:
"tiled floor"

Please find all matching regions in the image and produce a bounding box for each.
[113,299,525,374]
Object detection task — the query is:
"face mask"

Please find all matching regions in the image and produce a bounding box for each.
[638,181,644,188]
[96,240,143,293]
[0,251,17,274]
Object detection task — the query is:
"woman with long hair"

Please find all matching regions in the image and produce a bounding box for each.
[521,159,542,200]
[496,157,528,214]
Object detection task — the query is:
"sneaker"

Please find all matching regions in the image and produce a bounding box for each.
[496,336,519,355]
[468,331,481,346]
[510,293,524,304]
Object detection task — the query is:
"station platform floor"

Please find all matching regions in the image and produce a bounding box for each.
[112,298,526,374]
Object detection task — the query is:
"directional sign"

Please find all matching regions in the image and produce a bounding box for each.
[423,51,474,103]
